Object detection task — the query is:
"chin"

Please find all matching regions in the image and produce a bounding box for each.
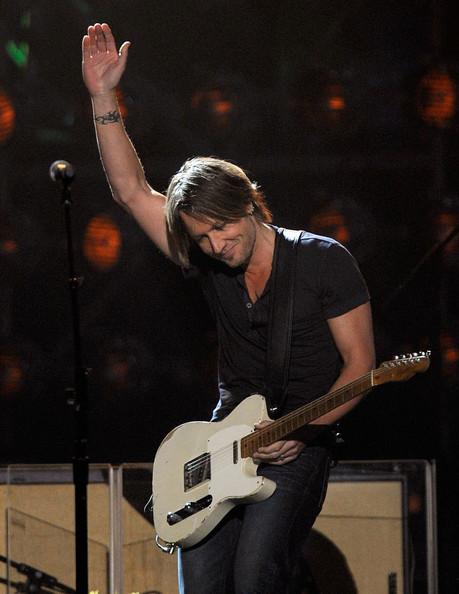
[218,256,240,268]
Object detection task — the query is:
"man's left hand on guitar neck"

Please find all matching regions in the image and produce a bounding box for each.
[252,420,305,465]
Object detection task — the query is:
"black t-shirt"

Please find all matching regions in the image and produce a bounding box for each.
[194,227,370,421]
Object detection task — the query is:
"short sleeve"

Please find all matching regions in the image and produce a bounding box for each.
[320,242,370,319]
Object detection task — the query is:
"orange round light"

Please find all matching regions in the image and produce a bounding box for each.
[416,67,456,127]
[191,88,234,127]
[310,209,351,244]
[440,332,459,378]
[0,353,23,397]
[0,239,18,255]
[103,352,131,389]
[327,83,346,113]
[83,214,122,271]
[0,89,16,144]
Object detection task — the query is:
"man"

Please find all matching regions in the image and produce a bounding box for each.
[82,23,375,594]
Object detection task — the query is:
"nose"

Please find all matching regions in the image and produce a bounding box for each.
[208,234,225,256]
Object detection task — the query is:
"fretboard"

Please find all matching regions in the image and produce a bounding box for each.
[240,371,373,458]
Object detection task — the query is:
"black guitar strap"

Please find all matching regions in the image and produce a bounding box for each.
[265,228,302,418]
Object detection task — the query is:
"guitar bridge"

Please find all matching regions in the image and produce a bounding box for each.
[167,495,213,525]
[184,452,211,491]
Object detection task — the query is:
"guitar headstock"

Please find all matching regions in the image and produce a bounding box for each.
[373,351,431,386]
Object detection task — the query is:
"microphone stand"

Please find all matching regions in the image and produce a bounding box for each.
[0,555,75,594]
[52,167,89,594]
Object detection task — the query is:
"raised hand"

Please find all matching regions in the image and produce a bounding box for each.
[82,23,130,97]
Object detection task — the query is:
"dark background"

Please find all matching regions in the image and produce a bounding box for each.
[1,1,458,591]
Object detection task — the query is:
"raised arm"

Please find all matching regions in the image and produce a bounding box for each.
[82,23,172,258]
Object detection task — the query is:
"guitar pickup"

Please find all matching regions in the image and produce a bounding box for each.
[184,452,211,491]
[167,495,213,525]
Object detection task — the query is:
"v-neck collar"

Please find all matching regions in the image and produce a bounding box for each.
[235,227,279,304]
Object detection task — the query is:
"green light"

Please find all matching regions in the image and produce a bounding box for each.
[5,41,29,68]
[20,11,32,29]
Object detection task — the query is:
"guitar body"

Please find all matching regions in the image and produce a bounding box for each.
[152,394,276,549]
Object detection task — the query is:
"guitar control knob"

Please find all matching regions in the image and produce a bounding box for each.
[167,512,183,525]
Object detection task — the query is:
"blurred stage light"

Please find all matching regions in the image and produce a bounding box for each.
[102,351,132,389]
[191,88,235,128]
[307,197,377,265]
[309,208,351,245]
[0,352,24,398]
[92,337,155,394]
[20,10,32,29]
[440,332,459,379]
[326,82,346,115]
[116,87,128,119]
[408,492,423,514]
[435,210,459,256]
[289,71,350,133]
[0,228,18,256]
[0,89,16,144]
[0,239,18,255]
[416,66,456,127]
[5,40,29,69]
[83,214,122,271]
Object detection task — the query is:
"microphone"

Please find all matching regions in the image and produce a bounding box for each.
[49,160,75,185]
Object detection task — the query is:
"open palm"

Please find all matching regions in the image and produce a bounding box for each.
[82,23,130,97]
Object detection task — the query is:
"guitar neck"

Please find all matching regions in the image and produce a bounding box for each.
[240,371,373,458]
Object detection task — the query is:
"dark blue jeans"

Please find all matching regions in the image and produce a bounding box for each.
[178,446,330,594]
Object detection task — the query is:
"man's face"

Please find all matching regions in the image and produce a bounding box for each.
[180,211,257,268]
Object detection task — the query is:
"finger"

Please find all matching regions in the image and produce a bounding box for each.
[253,448,286,462]
[94,23,107,53]
[271,446,301,463]
[101,23,117,53]
[252,449,276,460]
[254,420,272,429]
[255,441,301,459]
[82,35,90,62]
[256,441,286,455]
[277,442,302,458]
[270,454,293,465]
[254,451,291,464]
[118,41,131,68]
[87,25,97,57]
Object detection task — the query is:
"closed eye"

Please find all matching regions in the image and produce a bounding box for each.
[192,222,227,243]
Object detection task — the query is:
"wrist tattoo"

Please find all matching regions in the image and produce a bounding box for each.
[94,110,121,125]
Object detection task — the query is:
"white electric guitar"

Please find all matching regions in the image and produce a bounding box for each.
[152,352,430,552]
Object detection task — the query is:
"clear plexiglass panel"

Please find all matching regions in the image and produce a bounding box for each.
[3,465,111,594]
